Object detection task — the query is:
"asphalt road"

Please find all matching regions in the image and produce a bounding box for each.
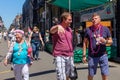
[0,38,120,80]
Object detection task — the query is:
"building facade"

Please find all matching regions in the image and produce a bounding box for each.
[22,0,33,29]
[22,0,120,59]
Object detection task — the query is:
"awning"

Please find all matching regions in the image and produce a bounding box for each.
[49,0,111,11]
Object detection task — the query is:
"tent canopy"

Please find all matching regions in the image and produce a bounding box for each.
[49,0,110,11]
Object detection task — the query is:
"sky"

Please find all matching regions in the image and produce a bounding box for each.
[0,0,25,29]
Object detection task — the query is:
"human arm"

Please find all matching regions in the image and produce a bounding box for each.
[106,37,113,45]
[50,25,65,34]
[50,25,58,34]
[4,42,14,66]
[7,40,10,48]
[99,37,113,45]
[99,27,113,45]
[82,37,88,63]
[28,32,33,45]
[39,33,44,46]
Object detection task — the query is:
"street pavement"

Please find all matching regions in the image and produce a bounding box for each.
[0,38,120,80]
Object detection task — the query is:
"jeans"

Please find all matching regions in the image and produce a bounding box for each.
[31,41,40,59]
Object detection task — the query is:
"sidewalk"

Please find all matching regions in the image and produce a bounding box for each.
[30,51,120,80]
[0,38,120,80]
[1,51,120,80]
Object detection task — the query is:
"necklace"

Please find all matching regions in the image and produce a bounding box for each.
[18,44,23,56]
[89,26,102,54]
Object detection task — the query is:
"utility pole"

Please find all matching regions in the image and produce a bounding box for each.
[69,0,71,13]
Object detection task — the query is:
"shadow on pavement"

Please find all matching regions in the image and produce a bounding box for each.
[4,69,55,80]
[4,65,116,80]
[30,69,55,77]
[4,78,15,80]
[77,65,116,70]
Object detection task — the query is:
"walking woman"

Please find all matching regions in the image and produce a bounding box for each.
[4,29,32,80]
[0,31,2,43]
[29,26,44,60]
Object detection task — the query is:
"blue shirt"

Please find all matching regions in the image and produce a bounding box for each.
[12,41,29,64]
[84,26,111,57]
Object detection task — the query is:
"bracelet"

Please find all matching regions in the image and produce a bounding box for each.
[105,40,108,44]
[82,55,86,58]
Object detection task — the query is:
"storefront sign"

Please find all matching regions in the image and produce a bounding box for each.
[80,2,115,22]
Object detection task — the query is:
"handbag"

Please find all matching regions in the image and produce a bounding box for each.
[69,66,78,80]
[28,47,32,57]
[27,43,33,64]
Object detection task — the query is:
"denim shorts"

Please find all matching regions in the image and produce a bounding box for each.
[88,54,109,76]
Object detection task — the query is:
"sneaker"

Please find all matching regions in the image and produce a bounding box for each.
[36,58,40,61]
[11,67,13,71]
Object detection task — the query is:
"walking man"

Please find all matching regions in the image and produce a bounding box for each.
[50,12,75,80]
[82,13,113,80]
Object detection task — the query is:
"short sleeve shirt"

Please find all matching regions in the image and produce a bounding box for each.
[52,26,73,57]
[84,26,111,57]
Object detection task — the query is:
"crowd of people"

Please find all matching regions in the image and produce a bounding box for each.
[0,31,8,42]
[1,12,113,80]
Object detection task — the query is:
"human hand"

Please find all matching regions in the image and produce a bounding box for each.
[82,56,87,63]
[57,25,65,34]
[3,59,8,66]
[42,42,44,47]
[28,61,33,67]
[99,37,106,44]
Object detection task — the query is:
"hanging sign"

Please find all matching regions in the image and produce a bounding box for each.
[80,2,115,22]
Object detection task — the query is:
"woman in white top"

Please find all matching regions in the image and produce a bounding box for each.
[0,32,2,42]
